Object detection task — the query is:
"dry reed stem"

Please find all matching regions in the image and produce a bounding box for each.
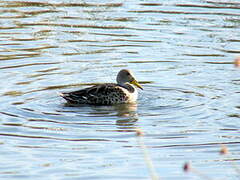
[135,129,159,180]
[183,162,214,180]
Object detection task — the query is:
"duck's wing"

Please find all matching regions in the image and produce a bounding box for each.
[60,83,127,105]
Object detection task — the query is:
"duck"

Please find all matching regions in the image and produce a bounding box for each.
[59,69,143,105]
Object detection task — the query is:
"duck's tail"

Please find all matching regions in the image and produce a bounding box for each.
[58,92,83,104]
[58,92,71,101]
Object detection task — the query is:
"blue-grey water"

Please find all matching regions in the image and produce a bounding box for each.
[0,0,240,179]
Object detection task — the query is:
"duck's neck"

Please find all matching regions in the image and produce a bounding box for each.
[119,83,135,93]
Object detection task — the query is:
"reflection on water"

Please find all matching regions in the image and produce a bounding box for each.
[0,0,240,179]
[62,102,139,130]
[115,103,138,129]
[115,103,138,118]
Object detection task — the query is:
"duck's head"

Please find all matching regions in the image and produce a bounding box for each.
[116,69,143,90]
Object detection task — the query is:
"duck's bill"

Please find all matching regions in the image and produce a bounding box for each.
[131,79,143,90]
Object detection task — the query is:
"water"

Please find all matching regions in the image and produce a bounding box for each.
[0,0,240,179]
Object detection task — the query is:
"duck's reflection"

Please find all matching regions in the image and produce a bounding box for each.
[114,103,138,129]
[88,103,139,129]
[62,102,139,129]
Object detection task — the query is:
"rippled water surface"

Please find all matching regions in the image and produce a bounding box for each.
[1,0,240,179]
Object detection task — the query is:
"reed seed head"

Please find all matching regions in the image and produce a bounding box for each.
[234,57,240,67]
[183,162,191,172]
[220,145,228,155]
[135,128,144,136]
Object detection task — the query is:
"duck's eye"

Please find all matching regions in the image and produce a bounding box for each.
[126,72,130,76]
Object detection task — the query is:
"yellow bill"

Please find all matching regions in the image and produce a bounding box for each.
[131,79,143,90]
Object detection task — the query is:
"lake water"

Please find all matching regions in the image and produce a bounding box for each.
[0,0,240,179]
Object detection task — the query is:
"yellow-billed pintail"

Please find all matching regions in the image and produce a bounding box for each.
[59,69,143,105]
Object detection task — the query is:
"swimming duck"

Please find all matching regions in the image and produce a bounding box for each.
[59,69,143,105]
